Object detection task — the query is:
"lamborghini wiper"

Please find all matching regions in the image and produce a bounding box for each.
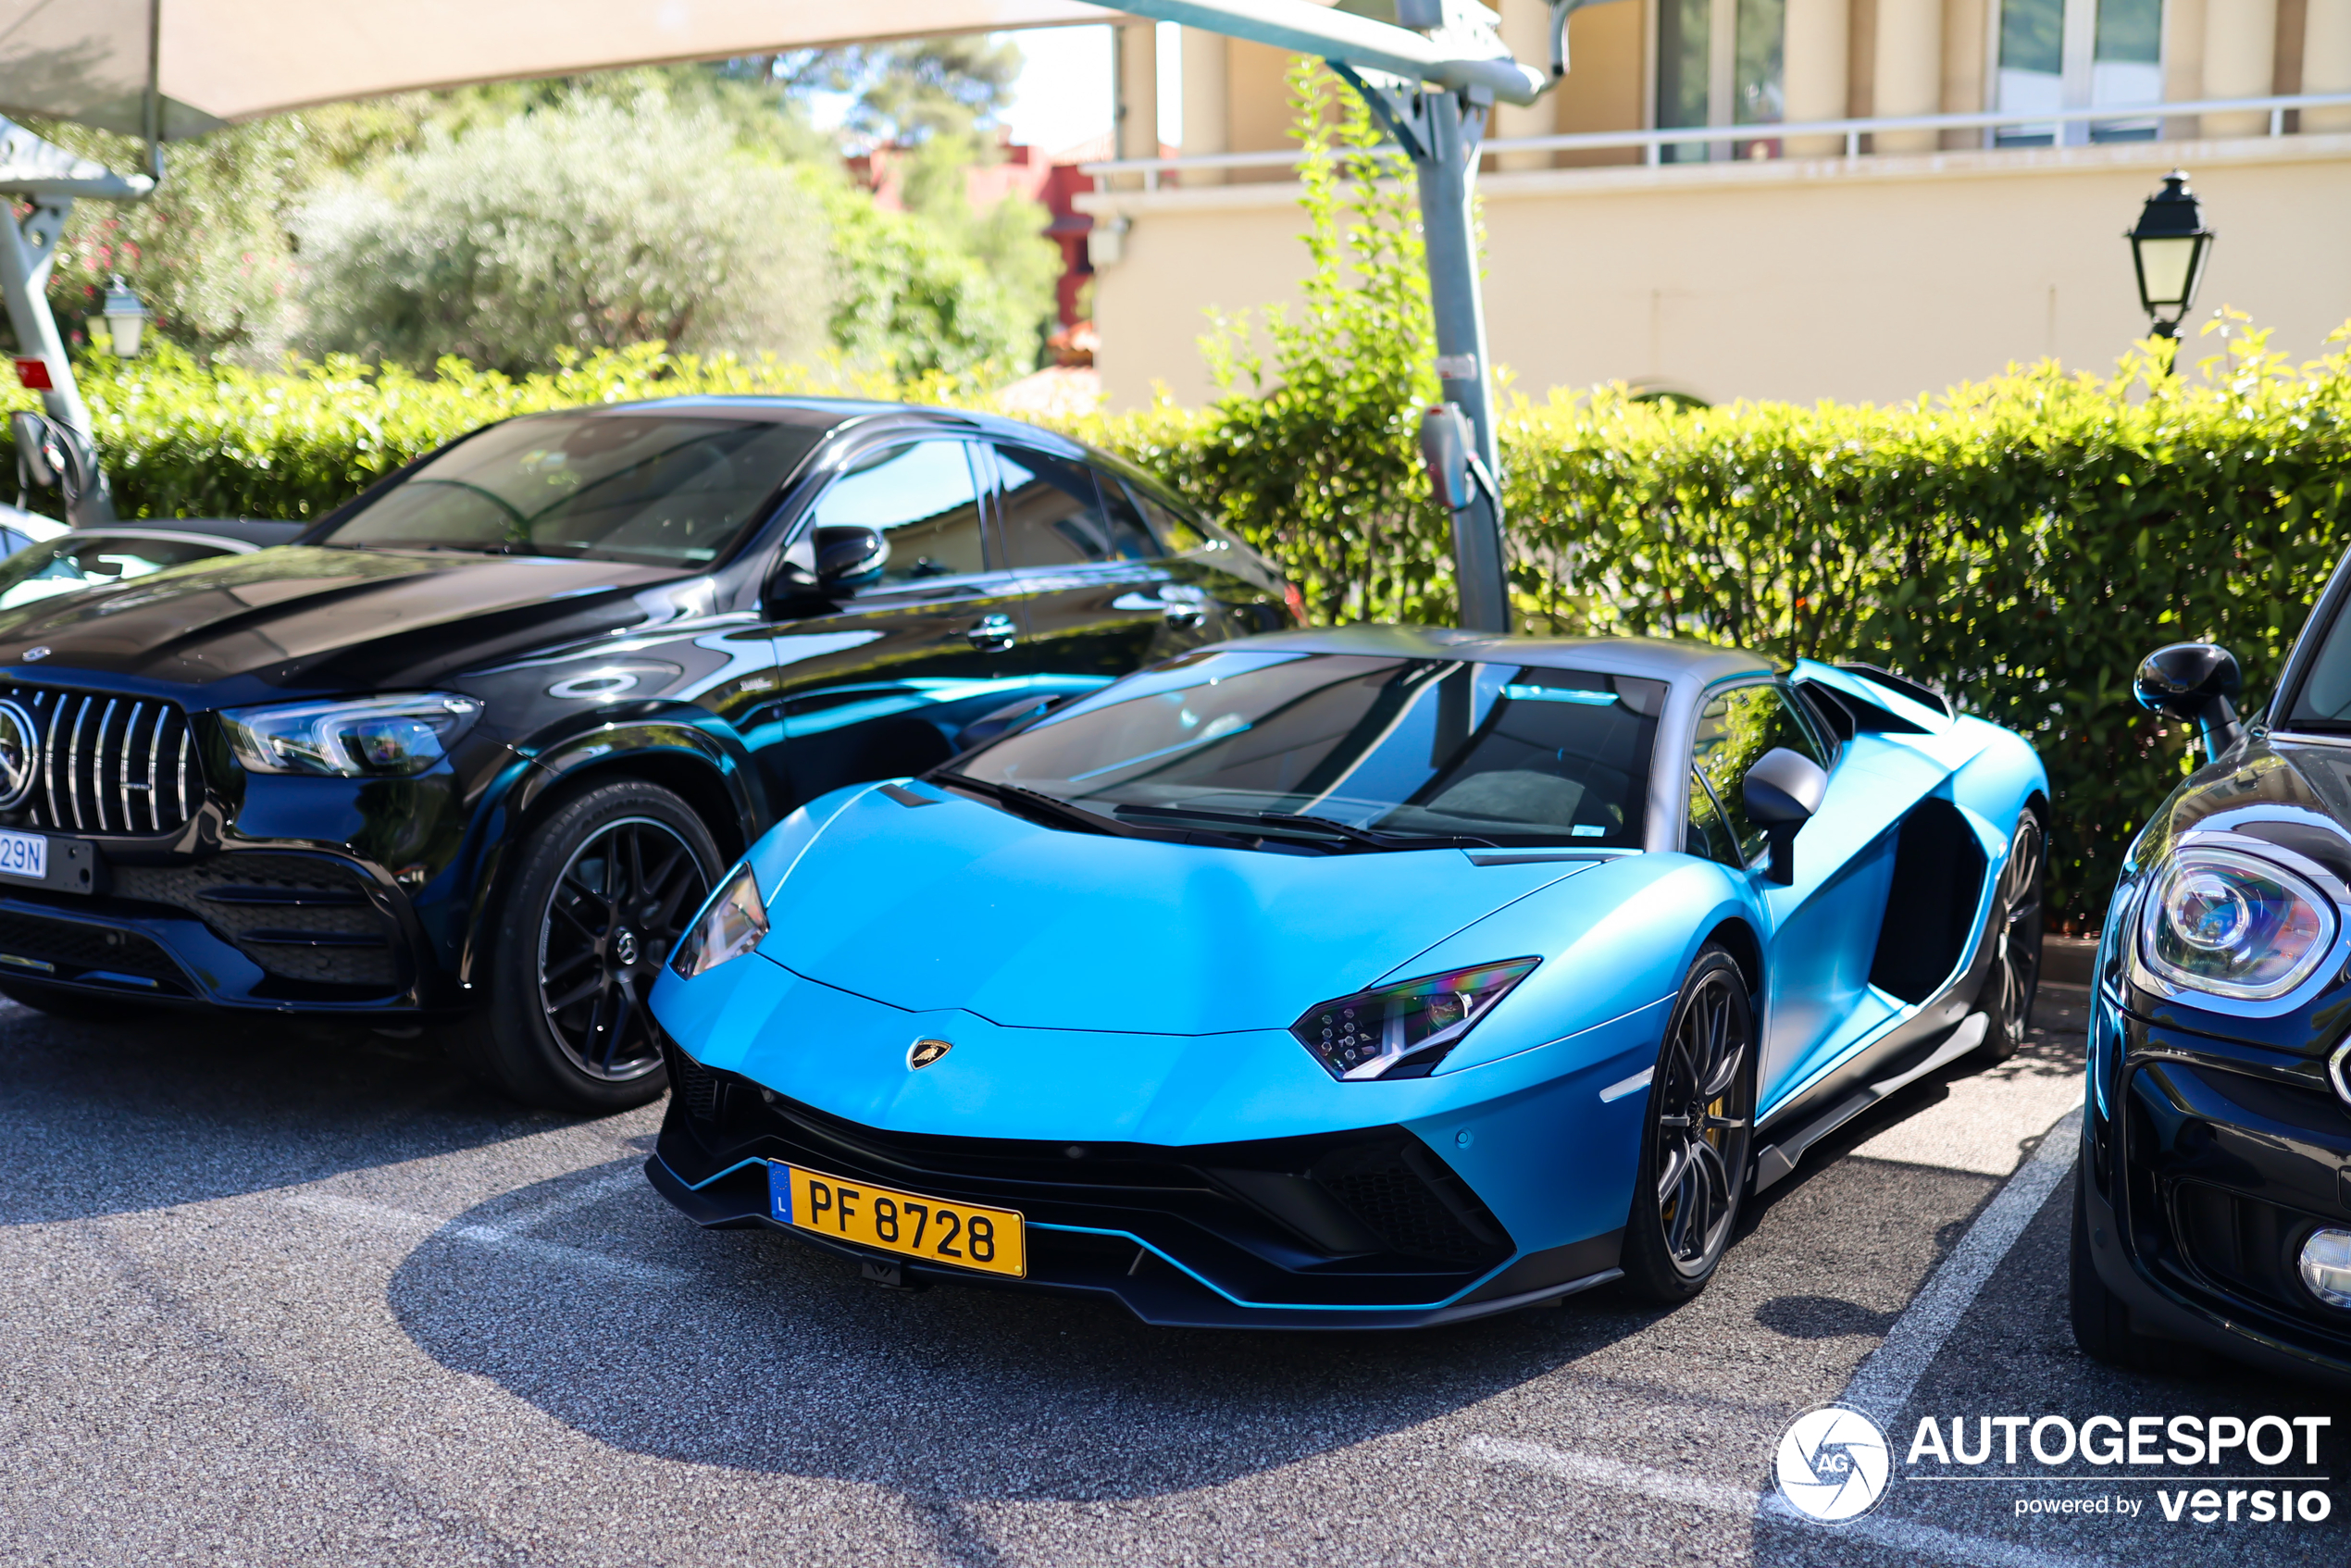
[934,775,1128,838]
[1109,802,1499,852]
[1263,809,1502,852]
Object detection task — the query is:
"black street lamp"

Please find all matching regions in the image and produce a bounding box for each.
[2126,170,2214,363]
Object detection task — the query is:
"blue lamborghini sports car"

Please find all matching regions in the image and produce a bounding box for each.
[644,627,2049,1327]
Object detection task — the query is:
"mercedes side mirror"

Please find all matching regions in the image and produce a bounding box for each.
[815,525,888,591]
[952,692,1073,754]
[2133,641,2245,761]
[1743,747,1828,886]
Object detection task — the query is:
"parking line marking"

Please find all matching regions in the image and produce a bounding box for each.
[1463,1435,2106,1568]
[491,1167,647,1232]
[1839,1102,2084,1425]
[280,1190,690,1286]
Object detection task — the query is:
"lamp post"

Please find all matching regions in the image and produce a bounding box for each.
[2126,170,2214,369]
[99,274,148,358]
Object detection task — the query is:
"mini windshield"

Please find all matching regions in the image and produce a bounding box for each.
[315,414,824,567]
[2288,606,2351,728]
[958,649,1665,848]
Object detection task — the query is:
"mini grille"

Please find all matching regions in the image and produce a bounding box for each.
[0,687,203,836]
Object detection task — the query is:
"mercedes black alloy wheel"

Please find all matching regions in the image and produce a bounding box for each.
[537,815,711,1083]
[1978,812,2046,1063]
[451,778,721,1112]
[1622,944,1756,1303]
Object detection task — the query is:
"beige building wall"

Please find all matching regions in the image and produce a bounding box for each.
[1083,136,2351,409]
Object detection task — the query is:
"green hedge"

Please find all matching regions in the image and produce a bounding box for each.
[16,342,979,522]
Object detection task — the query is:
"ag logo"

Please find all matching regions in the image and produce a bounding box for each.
[1774,1404,1890,1523]
[906,1038,953,1070]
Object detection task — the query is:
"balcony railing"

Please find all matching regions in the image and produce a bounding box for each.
[1081,90,2351,188]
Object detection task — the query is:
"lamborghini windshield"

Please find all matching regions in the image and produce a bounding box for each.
[315,413,825,567]
[957,649,1664,848]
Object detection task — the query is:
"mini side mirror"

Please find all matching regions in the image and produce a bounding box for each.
[2133,641,2245,761]
[815,525,889,591]
[1743,747,1828,886]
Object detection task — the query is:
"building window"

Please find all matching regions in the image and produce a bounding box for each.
[1658,0,1786,161]
[1996,0,2164,144]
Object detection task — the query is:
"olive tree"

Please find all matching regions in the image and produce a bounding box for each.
[294,93,833,372]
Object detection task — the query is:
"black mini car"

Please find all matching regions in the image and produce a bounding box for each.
[0,398,1293,1109]
[2074,568,2351,1388]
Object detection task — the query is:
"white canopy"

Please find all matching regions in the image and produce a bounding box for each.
[0,0,1124,140]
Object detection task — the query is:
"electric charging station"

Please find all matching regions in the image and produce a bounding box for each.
[1079,0,1599,630]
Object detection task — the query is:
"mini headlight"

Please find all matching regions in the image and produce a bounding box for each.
[2139,845,2337,1000]
[670,862,768,979]
[221,692,482,778]
[1291,957,1539,1081]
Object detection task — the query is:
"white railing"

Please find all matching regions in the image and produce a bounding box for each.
[1080,90,2351,188]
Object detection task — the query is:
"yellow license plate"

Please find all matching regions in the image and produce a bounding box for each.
[767,1162,1026,1278]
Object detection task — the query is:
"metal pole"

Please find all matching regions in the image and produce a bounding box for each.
[0,202,93,438]
[0,201,114,524]
[1412,90,1510,633]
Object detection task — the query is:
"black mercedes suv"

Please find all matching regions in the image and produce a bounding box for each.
[0,397,1295,1109]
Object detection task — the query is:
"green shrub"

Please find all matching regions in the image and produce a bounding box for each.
[295,94,834,373]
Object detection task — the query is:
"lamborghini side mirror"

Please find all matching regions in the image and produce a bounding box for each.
[2133,641,2245,761]
[1743,747,1828,886]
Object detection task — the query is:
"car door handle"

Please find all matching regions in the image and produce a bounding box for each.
[966,614,1017,653]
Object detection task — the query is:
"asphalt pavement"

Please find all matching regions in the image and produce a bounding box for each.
[2,964,2344,1567]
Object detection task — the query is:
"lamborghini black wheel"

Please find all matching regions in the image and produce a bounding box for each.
[1978,811,2046,1063]
[1621,944,1756,1304]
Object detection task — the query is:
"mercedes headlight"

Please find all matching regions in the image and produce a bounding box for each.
[670,862,769,979]
[2139,845,2337,1000]
[1291,958,1539,1080]
[221,692,483,778]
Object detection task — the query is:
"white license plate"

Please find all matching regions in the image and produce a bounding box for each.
[0,828,47,883]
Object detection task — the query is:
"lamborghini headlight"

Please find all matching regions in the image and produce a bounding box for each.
[1291,958,1539,1080]
[670,862,769,979]
[221,692,482,777]
[2139,845,2336,1001]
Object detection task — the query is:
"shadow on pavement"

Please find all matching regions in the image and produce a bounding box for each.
[388,1158,1673,1504]
[0,1002,576,1223]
